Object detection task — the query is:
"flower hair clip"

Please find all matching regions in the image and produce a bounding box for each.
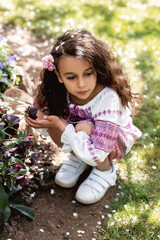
[42,54,56,71]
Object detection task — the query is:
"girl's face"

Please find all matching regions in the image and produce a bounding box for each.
[56,56,102,105]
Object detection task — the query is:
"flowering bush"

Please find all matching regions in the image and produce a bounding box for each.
[0,35,20,93]
[0,106,39,223]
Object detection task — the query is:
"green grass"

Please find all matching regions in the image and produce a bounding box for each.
[0,0,160,239]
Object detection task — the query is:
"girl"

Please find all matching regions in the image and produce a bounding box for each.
[25,29,142,204]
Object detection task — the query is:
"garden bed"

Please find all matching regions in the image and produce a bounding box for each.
[0,137,118,240]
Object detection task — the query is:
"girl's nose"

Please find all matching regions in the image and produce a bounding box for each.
[77,77,85,88]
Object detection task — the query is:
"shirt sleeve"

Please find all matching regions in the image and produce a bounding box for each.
[61,124,109,166]
[90,88,126,157]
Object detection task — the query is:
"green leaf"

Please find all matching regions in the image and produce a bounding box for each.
[3,206,11,221]
[9,203,34,220]
[8,186,22,197]
[0,184,9,211]
[0,129,5,140]
[6,178,12,190]
[0,212,5,223]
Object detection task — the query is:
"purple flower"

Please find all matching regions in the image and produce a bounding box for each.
[0,35,4,42]
[1,114,20,136]
[1,77,9,84]
[0,122,5,127]
[16,135,33,155]
[22,136,33,148]
[27,105,37,120]
[7,54,16,66]
[14,175,27,187]
[1,113,20,127]
[30,152,39,165]
[8,163,21,173]
[7,114,20,126]
[0,61,3,69]
[4,147,17,159]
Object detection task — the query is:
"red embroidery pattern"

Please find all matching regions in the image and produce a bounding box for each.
[94,109,122,119]
[91,120,126,160]
[87,139,102,164]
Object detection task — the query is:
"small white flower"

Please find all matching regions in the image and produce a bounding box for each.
[105,204,109,209]
[97,221,101,225]
[30,192,35,198]
[73,212,78,217]
[77,230,85,234]
[112,210,116,213]
[150,143,154,147]
[145,204,149,209]
[152,166,157,170]
[50,189,54,195]
[101,215,105,219]
[39,229,44,232]
[71,200,76,203]
[66,232,70,236]
[92,238,96,240]
[157,235,160,238]
[126,229,129,232]
[118,185,122,189]
[107,213,112,218]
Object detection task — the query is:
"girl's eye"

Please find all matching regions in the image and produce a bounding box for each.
[85,72,93,76]
[67,76,75,80]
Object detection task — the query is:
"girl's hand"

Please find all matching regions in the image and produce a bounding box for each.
[25,112,66,131]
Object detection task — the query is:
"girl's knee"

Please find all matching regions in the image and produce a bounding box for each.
[75,122,93,136]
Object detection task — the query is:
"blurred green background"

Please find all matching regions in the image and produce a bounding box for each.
[0,0,160,239]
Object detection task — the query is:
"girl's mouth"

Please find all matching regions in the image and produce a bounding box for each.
[78,90,88,95]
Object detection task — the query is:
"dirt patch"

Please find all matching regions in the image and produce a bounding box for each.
[0,26,118,240]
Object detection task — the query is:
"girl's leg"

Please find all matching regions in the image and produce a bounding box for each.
[96,157,111,171]
[74,123,115,204]
[51,120,88,188]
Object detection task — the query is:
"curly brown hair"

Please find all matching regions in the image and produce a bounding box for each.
[36,29,141,117]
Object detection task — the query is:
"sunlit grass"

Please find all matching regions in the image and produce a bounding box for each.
[0,0,160,239]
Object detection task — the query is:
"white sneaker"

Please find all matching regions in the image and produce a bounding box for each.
[55,154,88,188]
[75,163,117,204]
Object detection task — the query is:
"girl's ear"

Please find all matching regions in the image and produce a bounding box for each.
[55,70,63,84]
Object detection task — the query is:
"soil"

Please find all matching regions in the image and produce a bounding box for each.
[0,25,118,240]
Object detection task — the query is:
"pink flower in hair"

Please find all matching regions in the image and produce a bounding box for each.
[42,54,56,71]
